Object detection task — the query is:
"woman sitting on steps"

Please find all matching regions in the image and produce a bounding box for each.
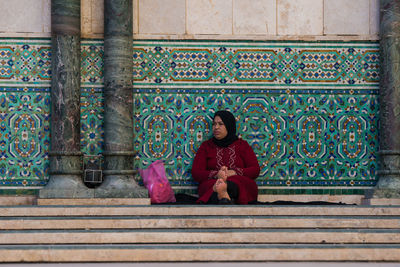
[191,110,260,204]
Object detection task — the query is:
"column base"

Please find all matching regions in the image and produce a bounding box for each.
[363,177,400,205]
[370,188,400,199]
[361,197,400,205]
[39,174,94,198]
[368,172,400,199]
[95,174,148,198]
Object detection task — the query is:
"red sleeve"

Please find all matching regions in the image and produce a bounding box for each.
[191,141,217,183]
[233,140,260,180]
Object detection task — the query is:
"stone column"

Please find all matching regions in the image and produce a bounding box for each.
[40,0,92,198]
[370,0,400,199]
[95,0,147,198]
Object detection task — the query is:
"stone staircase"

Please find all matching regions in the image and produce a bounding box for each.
[0,204,400,262]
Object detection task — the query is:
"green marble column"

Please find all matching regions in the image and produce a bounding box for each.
[40,0,93,198]
[95,0,147,198]
[370,0,400,198]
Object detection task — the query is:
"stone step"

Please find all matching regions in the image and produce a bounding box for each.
[1,205,399,263]
[1,229,400,244]
[1,244,400,262]
[1,205,400,217]
[1,215,400,229]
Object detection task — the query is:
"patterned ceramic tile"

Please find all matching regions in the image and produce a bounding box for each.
[128,40,379,193]
[132,92,378,191]
[131,41,379,86]
[0,92,50,187]
[0,39,51,86]
[0,38,380,195]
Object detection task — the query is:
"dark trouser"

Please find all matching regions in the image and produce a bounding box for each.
[207,180,239,204]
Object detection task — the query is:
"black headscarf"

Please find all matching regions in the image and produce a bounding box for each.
[212,110,238,147]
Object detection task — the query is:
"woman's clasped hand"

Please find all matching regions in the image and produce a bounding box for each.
[216,166,237,181]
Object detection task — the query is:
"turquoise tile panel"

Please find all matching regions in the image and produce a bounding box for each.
[0,92,50,187]
[0,38,380,195]
[132,92,378,191]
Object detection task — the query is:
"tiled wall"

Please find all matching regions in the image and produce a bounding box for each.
[0,0,381,195]
[0,39,51,193]
[128,40,380,195]
[0,38,379,196]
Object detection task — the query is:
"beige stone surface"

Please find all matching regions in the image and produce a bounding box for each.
[1,200,400,263]
[2,206,400,217]
[133,0,138,33]
[131,33,379,41]
[277,0,323,36]
[2,248,400,262]
[233,0,276,35]
[324,0,369,35]
[43,0,51,33]
[0,263,397,266]
[187,0,233,35]
[2,230,400,244]
[3,217,400,230]
[370,0,380,35]
[258,194,363,205]
[0,32,51,37]
[363,198,400,205]
[37,198,150,206]
[81,0,92,35]
[0,0,380,39]
[139,0,185,34]
[0,196,36,206]
[91,0,104,34]
[0,0,45,33]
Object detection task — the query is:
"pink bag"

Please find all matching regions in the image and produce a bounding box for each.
[139,160,176,204]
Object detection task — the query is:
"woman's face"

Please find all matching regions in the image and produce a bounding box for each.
[212,116,228,140]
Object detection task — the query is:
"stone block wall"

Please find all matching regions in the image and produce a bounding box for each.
[0,0,50,36]
[0,0,379,39]
[81,0,379,39]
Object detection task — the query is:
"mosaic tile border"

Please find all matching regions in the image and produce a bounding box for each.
[0,38,51,88]
[0,38,379,89]
[81,39,379,88]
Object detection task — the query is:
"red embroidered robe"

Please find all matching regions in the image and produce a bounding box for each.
[192,138,260,204]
